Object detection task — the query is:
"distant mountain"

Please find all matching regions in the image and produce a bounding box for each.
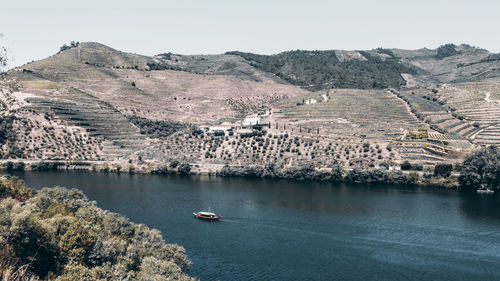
[18,42,499,91]
[146,43,500,91]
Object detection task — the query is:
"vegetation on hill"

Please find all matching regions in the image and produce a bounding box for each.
[459,145,499,189]
[0,116,17,146]
[480,53,500,63]
[435,44,458,59]
[59,41,80,52]
[226,49,415,90]
[0,46,7,72]
[0,116,24,159]
[127,116,191,138]
[0,175,194,281]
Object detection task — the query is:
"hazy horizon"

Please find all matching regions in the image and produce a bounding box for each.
[2,0,499,68]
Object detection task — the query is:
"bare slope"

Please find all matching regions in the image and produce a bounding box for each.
[393,44,500,84]
[19,42,308,123]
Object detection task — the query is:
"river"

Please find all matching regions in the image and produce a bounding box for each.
[9,171,500,281]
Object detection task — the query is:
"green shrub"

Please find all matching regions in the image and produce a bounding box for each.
[170,160,180,168]
[178,164,191,175]
[4,161,25,171]
[152,165,169,174]
[0,176,194,280]
[31,161,63,171]
[459,145,499,189]
[434,163,453,177]
[411,163,423,171]
[435,44,458,59]
[401,161,412,171]
[127,116,190,138]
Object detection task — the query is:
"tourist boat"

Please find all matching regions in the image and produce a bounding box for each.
[476,188,494,194]
[193,208,222,220]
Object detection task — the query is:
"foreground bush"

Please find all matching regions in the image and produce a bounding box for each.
[0,175,195,281]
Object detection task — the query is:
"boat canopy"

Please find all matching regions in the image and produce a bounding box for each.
[199,212,216,216]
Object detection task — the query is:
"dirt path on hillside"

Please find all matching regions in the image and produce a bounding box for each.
[484,92,500,106]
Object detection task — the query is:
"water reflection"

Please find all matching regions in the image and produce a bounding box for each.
[458,191,500,222]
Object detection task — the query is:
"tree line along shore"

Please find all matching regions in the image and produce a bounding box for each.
[1,144,498,190]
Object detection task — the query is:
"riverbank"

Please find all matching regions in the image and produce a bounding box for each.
[0,159,460,189]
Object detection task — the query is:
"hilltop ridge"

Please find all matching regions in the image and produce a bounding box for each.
[17,42,500,90]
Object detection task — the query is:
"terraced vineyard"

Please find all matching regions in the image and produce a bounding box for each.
[272,89,424,140]
[474,123,500,145]
[10,74,148,160]
[395,142,447,163]
[439,83,500,145]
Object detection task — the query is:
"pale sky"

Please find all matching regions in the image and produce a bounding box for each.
[1,0,499,68]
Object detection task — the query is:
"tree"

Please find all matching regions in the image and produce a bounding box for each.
[59,44,71,52]
[0,43,7,72]
[331,165,343,182]
[400,161,412,171]
[434,163,453,178]
[459,145,499,189]
[178,163,191,175]
[435,44,458,59]
[169,160,180,168]
[363,142,370,152]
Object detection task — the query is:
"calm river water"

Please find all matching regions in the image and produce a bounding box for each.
[9,171,500,281]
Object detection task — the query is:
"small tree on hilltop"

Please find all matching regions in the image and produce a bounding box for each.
[0,44,7,72]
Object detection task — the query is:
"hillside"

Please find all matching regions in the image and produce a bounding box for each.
[393,44,500,85]
[0,42,499,174]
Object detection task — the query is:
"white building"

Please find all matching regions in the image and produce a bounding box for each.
[305,98,317,105]
[208,122,241,132]
[199,125,210,132]
[243,115,260,126]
